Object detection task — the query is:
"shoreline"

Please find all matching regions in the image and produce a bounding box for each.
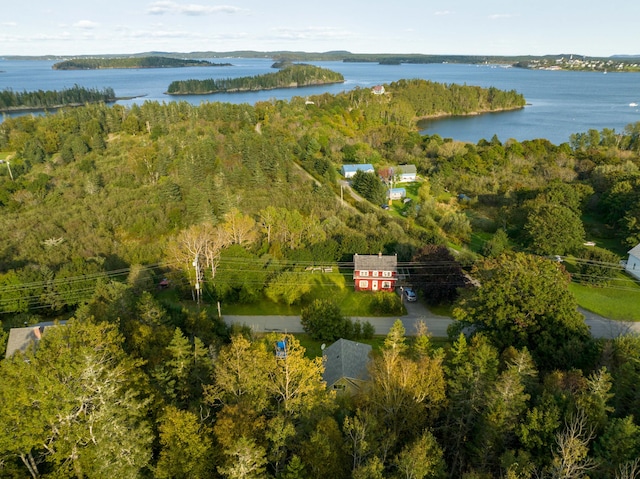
[165,79,345,96]
[53,64,232,71]
[415,104,526,122]
[0,95,147,114]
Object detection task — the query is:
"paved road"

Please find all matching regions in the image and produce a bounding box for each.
[223,303,640,339]
[579,308,640,339]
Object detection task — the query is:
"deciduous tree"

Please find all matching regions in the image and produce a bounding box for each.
[300,299,352,342]
[453,253,591,370]
[411,244,467,305]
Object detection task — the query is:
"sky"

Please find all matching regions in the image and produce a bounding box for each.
[2,0,639,57]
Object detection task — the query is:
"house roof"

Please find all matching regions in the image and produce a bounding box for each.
[394,164,417,175]
[341,164,375,173]
[629,243,640,258]
[5,321,64,358]
[353,253,397,272]
[322,338,372,388]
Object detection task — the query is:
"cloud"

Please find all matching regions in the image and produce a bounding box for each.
[73,20,99,29]
[488,13,518,20]
[434,11,454,16]
[2,22,17,27]
[268,26,354,42]
[147,1,247,16]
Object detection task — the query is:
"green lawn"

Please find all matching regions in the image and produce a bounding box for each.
[570,278,640,321]
[218,269,400,317]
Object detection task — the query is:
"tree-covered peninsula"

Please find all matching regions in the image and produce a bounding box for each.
[0,85,116,112]
[52,56,229,70]
[166,64,345,95]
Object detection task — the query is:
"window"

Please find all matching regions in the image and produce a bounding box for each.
[373,271,379,277]
[359,270,369,277]
[382,281,391,289]
[359,280,369,289]
[382,270,392,277]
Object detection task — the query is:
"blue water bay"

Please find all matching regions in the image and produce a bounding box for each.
[1,57,639,144]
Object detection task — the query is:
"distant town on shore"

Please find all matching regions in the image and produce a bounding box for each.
[3,50,640,72]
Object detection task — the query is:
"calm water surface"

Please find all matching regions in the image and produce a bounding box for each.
[1,57,639,144]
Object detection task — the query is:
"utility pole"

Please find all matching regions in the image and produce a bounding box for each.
[193,252,202,305]
[0,160,13,181]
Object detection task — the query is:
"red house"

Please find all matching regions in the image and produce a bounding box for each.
[353,253,397,292]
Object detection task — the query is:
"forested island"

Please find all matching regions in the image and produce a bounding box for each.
[166,64,345,94]
[0,85,116,112]
[2,76,640,479]
[52,56,230,70]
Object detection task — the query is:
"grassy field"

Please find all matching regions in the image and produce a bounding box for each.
[570,278,640,321]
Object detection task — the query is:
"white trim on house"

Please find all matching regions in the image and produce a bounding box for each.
[626,243,640,280]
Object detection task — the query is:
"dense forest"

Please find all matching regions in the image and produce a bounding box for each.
[1,76,640,478]
[0,85,116,111]
[52,56,228,70]
[166,64,345,94]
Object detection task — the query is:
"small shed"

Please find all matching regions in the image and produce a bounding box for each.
[341,164,375,179]
[387,187,406,200]
[275,339,288,359]
[322,339,372,394]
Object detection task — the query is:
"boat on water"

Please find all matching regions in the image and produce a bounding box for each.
[630,102,639,107]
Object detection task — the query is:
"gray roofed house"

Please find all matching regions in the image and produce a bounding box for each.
[322,338,373,394]
[5,322,63,358]
[392,164,417,182]
[353,253,397,274]
[353,253,398,292]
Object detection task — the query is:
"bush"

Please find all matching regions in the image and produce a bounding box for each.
[300,299,352,342]
[573,246,621,286]
[361,321,375,340]
[369,291,404,315]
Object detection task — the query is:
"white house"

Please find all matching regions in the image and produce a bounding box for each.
[626,243,640,280]
[387,187,406,200]
[392,164,417,182]
[341,164,375,179]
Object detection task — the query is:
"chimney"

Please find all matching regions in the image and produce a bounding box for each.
[378,252,382,258]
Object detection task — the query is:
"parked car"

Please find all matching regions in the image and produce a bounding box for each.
[403,287,417,302]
